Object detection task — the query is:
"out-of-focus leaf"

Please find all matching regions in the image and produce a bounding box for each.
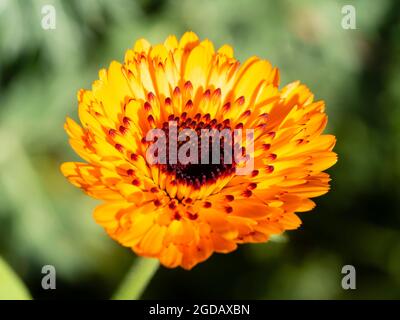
[0,257,31,300]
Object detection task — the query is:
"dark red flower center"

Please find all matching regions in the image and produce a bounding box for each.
[156,113,238,188]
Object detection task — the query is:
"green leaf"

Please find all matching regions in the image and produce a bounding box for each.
[0,257,31,300]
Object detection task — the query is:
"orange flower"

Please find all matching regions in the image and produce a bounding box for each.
[61,32,337,269]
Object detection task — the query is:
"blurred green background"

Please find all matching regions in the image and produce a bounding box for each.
[0,0,399,299]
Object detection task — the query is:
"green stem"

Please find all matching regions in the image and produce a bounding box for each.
[112,257,159,300]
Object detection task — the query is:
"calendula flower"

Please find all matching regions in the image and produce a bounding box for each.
[61,32,337,270]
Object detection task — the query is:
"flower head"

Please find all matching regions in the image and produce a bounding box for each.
[61,32,337,269]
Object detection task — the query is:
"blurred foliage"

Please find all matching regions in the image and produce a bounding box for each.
[0,256,31,299]
[0,0,399,299]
